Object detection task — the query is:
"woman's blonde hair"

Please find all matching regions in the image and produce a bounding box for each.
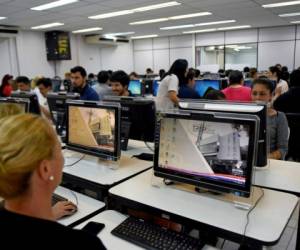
[0,103,23,118]
[0,114,57,199]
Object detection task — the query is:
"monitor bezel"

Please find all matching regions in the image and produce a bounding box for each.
[0,97,30,113]
[153,110,259,197]
[65,100,121,161]
[11,91,41,115]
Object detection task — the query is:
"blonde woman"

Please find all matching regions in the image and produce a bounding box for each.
[0,114,106,248]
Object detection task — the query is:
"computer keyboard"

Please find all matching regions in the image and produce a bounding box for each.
[51,193,68,206]
[111,216,205,250]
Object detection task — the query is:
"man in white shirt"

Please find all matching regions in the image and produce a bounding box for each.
[36,78,52,120]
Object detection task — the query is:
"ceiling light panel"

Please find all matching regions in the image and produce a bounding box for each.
[31,0,79,11]
[131,34,158,39]
[262,1,300,8]
[72,27,102,33]
[31,22,64,29]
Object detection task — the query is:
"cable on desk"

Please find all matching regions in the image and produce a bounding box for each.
[64,154,85,167]
[69,189,79,207]
[144,141,154,152]
[241,188,265,247]
[220,239,226,249]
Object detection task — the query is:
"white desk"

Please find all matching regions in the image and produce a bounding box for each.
[62,151,152,200]
[109,170,298,247]
[55,186,105,227]
[76,210,218,250]
[254,159,300,249]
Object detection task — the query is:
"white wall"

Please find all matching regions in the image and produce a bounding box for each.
[1,25,300,79]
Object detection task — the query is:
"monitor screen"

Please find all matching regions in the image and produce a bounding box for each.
[244,79,253,88]
[103,96,156,150]
[194,80,221,97]
[128,80,143,96]
[178,100,267,167]
[154,110,258,197]
[11,91,41,115]
[0,97,29,114]
[152,80,159,96]
[47,92,80,136]
[51,79,62,92]
[66,101,120,160]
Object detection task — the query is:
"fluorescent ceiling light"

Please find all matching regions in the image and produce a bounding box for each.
[183,28,217,34]
[262,1,300,8]
[104,32,135,36]
[161,24,195,30]
[290,20,300,23]
[169,12,212,20]
[195,20,236,27]
[217,25,251,31]
[31,22,64,29]
[72,27,102,33]
[131,12,211,25]
[161,20,235,30]
[130,18,169,25]
[89,1,180,19]
[279,12,300,17]
[31,0,78,11]
[131,34,158,39]
[0,17,7,20]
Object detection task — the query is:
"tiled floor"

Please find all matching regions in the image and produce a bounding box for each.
[217,204,299,250]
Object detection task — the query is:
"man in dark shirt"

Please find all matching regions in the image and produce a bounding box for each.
[70,66,99,101]
[110,70,133,97]
[273,69,300,113]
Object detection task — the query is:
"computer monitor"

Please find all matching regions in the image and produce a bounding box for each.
[103,96,156,150]
[154,109,259,197]
[66,100,121,161]
[152,80,160,96]
[194,80,221,98]
[47,92,80,136]
[128,80,143,96]
[0,97,30,113]
[51,79,62,92]
[178,100,268,167]
[143,79,153,95]
[244,79,253,88]
[11,91,41,115]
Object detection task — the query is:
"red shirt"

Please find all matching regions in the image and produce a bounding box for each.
[222,86,252,102]
[2,85,13,97]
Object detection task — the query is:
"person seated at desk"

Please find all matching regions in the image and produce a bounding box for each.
[268,65,289,102]
[93,70,114,99]
[70,66,100,101]
[36,78,52,120]
[110,70,132,97]
[129,71,139,80]
[16,76,31,92]
[222,70,252,102]
[0,114,106,249]
[0,74,13,97]
[0,103,77,219]
[178,69,200,99]
[251,78,289,160]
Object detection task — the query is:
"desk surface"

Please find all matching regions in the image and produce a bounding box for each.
[122,140,154,157]
[55,186,105,226]
[63,151,152,186]
[254,159,300,194]
[76,210,218,250]
[109,170,298,245]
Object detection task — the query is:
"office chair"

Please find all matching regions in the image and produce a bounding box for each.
[285,113,300,162]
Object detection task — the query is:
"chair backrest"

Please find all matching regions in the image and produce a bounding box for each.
[285,113,300,161]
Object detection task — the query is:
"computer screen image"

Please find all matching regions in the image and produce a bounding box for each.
[178,100,268,167]
[66,101,121,160]
[129,80,143,96]
[0,97,29,114]
[194,80,221,97]
[11,91,41,115]
[103,96,156,150]
[47,92,80,136]
[243,79,253,88]
[152,80,160,96]
[154,110,259,197]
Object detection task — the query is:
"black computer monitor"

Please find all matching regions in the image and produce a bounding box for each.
[0,97,30,113]
[178,100,268,167]
[128,80,143,96]
[194,80,221,98]
[143,79,153,95]
[103,96,156,150]
[244,79,253,88]
[66,100,121,161]
[154,109,259,197]
[47,92,80,136]
[11,91,41,114]
[51,79,62,92]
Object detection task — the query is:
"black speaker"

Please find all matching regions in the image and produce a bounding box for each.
[45,31,71,60]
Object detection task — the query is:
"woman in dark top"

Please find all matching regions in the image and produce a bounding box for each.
[0,114,106,249]
[178,69,200,99]
[251,78,289,160]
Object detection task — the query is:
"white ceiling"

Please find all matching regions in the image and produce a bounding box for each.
[0,0,300,37]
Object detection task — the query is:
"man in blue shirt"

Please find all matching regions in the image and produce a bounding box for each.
[70,66,99,101]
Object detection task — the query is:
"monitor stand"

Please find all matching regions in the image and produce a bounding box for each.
[97,157,121,170]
